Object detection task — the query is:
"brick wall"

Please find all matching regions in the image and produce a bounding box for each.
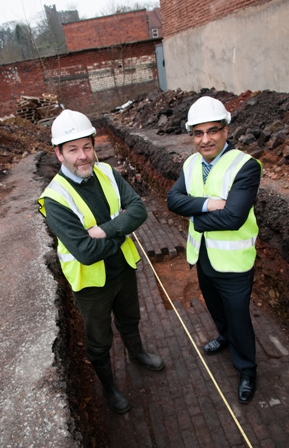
[160,0,271,38]
[147,8,163,39]
[0,40,161,117]
[1,62,47,110]
[63,9,149,52]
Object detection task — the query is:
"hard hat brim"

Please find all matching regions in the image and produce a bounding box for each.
[51,127,96,146]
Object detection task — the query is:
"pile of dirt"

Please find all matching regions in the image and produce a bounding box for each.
[113,87,289,177]
[2,87,289,183]
[0,116,52,182]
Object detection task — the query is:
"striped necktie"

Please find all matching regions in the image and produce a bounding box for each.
[202,162,212,184]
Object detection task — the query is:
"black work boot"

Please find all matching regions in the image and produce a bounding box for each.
[91,354,130,414]
[121,331,164,371]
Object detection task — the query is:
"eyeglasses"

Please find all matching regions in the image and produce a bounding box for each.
[192,126,225,138]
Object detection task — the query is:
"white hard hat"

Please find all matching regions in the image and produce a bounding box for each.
[185,96,231,131]
[51,109,96,146]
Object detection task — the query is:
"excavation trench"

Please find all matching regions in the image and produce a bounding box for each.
[37,127,289,447]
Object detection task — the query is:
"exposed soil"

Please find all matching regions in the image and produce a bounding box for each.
[0,117,52,201]
[116,88,289,197]
[1,87,289,446]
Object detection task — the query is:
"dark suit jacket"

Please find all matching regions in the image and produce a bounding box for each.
[167,141,262,276]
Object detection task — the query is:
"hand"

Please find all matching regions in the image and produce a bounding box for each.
[207,198,226,211]
[88,226,107,239]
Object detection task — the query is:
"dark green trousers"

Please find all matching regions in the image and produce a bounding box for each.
[73,263,140,362]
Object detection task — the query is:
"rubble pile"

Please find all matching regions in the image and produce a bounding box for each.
[0,87,289,178]
[0,116,52,176]
[16,93,63,125]
[114,87,289,167]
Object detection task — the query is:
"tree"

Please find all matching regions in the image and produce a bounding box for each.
[0,10,67,63]
[15,23,36,60]
[0,22,15,50]
[0,21,29,63]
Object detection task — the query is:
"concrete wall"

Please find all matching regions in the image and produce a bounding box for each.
[161,0,289,94]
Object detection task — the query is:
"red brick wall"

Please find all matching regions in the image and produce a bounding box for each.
[0,40,161,117]
[63,9,149,52]
[1,62,47,107]
[147,8,163,39]
[160,0,272,38]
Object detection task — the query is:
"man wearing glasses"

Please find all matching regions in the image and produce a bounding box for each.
[167,96,262,404]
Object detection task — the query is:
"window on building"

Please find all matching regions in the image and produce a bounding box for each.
[152,29,159,38]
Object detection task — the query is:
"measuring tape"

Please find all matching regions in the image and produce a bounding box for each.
[133,230,254,448]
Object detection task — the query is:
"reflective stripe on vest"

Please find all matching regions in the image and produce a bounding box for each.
[206,235,257,251]
[58,252,75,262]
[38,162,140,290]
[97,163,121,219]
[188,232,202,252]
[183,150,261,272]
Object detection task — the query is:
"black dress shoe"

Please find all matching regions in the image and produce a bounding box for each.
[204,339,228,355]
[238,374,256,404]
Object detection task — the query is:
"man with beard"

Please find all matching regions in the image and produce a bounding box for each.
[38,110,164,414]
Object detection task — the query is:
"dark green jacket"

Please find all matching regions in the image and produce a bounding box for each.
[44,167,147,280]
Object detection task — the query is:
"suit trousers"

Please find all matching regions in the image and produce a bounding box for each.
[73,263,140,362]
[197,263,257,377]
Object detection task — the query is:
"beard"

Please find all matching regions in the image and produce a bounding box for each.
[74,163,94,179]
[64,155,96,179]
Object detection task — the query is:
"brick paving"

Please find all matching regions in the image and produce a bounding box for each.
[102,201,289,448]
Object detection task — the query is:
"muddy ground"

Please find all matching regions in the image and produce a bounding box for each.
[1,87,289,446]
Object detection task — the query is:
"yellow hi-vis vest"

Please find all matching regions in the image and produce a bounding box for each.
[184,149,262,272]
[38,162,140,291]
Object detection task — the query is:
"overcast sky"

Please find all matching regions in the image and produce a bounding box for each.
[0,0,159,26]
